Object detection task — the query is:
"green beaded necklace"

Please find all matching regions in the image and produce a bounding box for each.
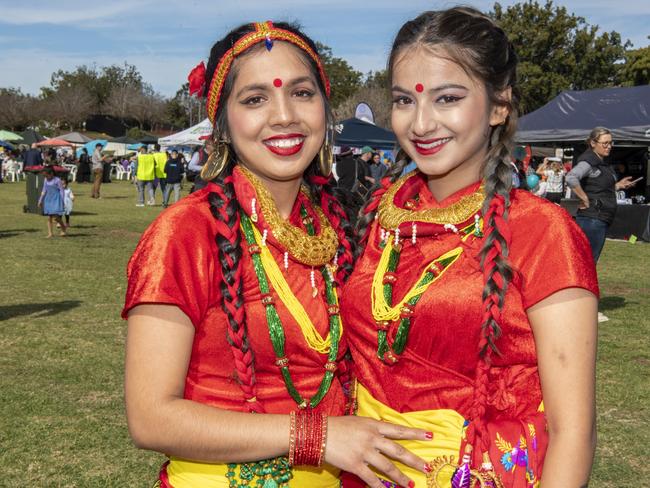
[240,207,342,409]
[225,457,292,488]
[225,208,341,488]
[375,220,481,364]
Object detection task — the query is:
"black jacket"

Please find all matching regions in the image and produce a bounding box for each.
[337,156,368,192]
[164,157,185,184]
[575,149,618,224]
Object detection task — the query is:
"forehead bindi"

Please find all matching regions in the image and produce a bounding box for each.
[273,78,283,88]
[393,47,479,93]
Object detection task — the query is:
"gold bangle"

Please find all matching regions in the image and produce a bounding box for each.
[288,411,297,466]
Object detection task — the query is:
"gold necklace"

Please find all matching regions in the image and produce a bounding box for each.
[378,172,485,229]
[238,165,338,266]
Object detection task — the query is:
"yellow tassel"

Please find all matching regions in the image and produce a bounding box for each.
[251,225,338,354]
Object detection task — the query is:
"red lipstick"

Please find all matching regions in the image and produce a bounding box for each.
[263,133,305,156]
[411,137,451,156]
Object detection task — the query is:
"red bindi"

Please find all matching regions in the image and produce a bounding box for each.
[415,83,424,93]
[273,78,283,88]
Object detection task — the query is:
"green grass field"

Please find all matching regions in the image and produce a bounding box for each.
[0,179,648,487]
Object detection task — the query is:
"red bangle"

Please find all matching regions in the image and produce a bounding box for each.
[290,410,327,466]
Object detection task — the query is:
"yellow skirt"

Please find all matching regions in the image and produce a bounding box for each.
[167,457,340,487]
[356,383,466,488]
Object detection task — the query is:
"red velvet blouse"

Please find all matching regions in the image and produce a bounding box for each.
[342,174,599,421]
[122,170,347,416]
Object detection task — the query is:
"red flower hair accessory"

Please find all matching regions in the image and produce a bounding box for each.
[188,61,207,97]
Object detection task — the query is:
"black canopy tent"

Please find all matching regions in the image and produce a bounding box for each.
[334,117,396,150]
[516,85,650,242]
[516,85,650,145]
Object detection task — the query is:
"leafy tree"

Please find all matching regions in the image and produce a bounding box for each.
[316,43,363,109]
[619,43,650,86]
[491,1,629,113]
[43,63,145,113]
[167,82,204,128]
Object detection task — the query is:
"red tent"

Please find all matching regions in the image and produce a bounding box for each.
[35,138,72,147]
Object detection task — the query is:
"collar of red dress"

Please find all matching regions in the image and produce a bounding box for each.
[393,171,483,212]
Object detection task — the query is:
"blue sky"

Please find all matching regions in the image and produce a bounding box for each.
[0,0,648,97]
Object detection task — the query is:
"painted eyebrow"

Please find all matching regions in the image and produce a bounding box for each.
[236,76,316,98]
[391,83,468,93]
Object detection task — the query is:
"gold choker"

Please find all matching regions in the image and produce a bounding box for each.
[238,165,338,266]
[378,173,485,229]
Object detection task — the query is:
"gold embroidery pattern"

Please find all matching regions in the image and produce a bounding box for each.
[378,172,485,229]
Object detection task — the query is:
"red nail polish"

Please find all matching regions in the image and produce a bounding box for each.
[425,431,433,440]
[408,481,415,488]
[424,463,432,473]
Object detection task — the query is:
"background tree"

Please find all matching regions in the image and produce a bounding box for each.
[0,88,35,130]
[103,84,144,121]
[316,42,363,109]
[43,84,95,130]
[619,41,650,86]
[334,70,392,128]
[166,82,204,128]
[491,0,629,113]
[42,63,145,114]
[128,84,167,130]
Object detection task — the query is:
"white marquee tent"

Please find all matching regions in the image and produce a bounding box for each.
[158,118,213,147]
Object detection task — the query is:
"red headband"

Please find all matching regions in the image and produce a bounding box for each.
[188,21,330,125]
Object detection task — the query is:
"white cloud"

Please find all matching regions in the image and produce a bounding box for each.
[0,1,153,25]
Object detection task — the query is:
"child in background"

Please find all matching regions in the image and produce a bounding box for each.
[63,178,75,227]
[38,167,66,238]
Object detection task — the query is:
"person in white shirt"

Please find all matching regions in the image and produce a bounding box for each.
[536,157,565,203]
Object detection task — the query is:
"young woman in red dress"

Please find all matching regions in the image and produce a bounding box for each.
[342,8,598,488]
[122,21,430,488]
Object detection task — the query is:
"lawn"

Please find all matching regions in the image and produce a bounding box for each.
[0,179,648,487]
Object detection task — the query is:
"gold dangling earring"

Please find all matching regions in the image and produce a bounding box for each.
[318,129,334,176]
[200,140,230,180]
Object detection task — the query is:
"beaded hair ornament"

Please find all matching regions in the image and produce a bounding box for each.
[188,21,331,125]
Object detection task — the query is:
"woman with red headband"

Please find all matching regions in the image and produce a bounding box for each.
[123,21,429,488]
[342,8,599,488]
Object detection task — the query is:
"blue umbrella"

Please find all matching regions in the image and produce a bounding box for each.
[0,140,15,150]
[76,139,108,158]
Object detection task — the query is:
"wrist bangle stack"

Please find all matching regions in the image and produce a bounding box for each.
[288,410,328,467]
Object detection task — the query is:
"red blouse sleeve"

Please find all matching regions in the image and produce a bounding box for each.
[510,192,599,309]
[121,201,219,327]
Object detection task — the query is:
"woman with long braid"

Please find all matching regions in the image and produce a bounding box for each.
[342,8,598,488]
[122,21,430,488]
